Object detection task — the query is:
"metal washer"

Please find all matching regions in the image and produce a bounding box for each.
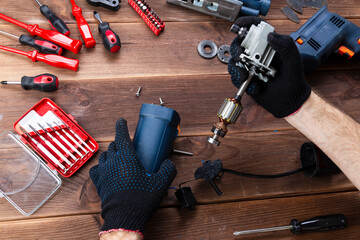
[217,45,231,63]
[198,40,218,59]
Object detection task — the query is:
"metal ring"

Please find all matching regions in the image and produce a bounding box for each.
[217,45,231,63]
[198,40,218,59]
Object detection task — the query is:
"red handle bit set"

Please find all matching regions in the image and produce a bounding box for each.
[128,0,165,36]
[14,98,98,177]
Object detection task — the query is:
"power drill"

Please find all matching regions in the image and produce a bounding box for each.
[291,6,360,73]
[207,21,276,146]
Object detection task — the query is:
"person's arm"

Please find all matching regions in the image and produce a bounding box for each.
[100,231,142,240]
[285,91,360,190]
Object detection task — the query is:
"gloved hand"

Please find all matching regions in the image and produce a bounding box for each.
[228,16,311,118]
[89,119,177,236]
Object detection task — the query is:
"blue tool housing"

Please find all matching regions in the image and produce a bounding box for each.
[290,7,360,73]
[133,104,181,173]
[240,0,271,16]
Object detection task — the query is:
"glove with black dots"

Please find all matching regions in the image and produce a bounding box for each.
[89,119,177,236]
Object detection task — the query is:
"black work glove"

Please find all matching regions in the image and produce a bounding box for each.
[89,119,177,236]
[228,16,311,118]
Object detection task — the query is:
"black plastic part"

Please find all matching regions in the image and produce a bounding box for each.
[98,22,121,53]
[291,214,347,235]
[21,74,58,92]
[19,35,62,55]
[175,187,197,210]
[39,5,70,35]
[195,159,223,196]
[300,142,341,177]
[86,0,120,11]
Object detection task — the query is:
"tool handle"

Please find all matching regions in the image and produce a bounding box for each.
[98,22,121,53]
[71,0,96,48]
[0,13,28,29]
[39,5,70,36]
[27,50,79,71]
[19,34,63,55]
[291,214,347,234]
[21,74,58,92]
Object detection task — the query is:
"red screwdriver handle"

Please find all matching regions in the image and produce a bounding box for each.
[27,50,79,71]
[21,74,59,92]
[0,13,82,54]
[70,0,96,48]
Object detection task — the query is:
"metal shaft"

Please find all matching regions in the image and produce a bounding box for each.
[29,125,72,166]
[1,81,21,85]
[136,86,142,97]
[38,123,77,161]
[93,11,103,23]
[20,126,66,171]
[60,122,93,153]
[46,122,84,157]
[234,69,255,100]
[53,122,89,153]
[233,225,292,236]
[0,30,19,39]
[173,149,194,156]
[34,0,42,7]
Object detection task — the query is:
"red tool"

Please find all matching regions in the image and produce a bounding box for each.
[0,45,79,71]
[0,13,82,54]
[93,11,121,53]
[1,73,59,92]
[70,0,96,48]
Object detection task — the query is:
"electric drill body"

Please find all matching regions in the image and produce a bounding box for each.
[290,6,360,74]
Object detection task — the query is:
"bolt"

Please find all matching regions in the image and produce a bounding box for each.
[159,98,165,106]
[136,87,142,97]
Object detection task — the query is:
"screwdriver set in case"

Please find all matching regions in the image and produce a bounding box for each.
[0,98,98,215]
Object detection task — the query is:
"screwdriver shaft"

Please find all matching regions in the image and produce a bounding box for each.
[0,30,19,39]
[35,0,42,6]
[29,125,72,166]
[234,225,292,236]
[1,81,21,85]
[20,127,66,171]
[93,11,103,23]
[68,127,93,152]
[173,149,194,156]
[54,122,88,153]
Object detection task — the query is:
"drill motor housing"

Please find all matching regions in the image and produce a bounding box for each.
[291,6,360,73]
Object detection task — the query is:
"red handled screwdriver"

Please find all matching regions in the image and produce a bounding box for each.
[1,74,58,92]
[0,12,82,53]
[34,0,70,36]
[0,45,79,71]
[93,11,121,53]
[0,30,62,55]
[70,0,96,48]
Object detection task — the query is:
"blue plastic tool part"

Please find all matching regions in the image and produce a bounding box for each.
[240,0,271,16]
[290,7,360,73]
[133,104,181,173]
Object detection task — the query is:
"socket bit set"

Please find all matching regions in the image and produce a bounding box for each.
[14,98,98,177]
[128,0,165,35]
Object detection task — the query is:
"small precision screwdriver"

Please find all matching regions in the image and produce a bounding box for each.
[53,121,89,154]
[29,124,73,166]
[34,0,70,36]
[1,74,58,92]
[20,126,66,171]
[46,122,84,158]
[233,214,347,236]
[0,30,62,55]
[93,11,121,53]
[62,121,94,153]
[37,123,77,161]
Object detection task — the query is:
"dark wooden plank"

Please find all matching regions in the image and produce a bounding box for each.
[1,70,360,140]
[1,191,360,239]
[0,130,354,221]
[0,0,359,26]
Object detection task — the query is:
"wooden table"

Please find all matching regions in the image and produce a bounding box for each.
[1,0,360,239]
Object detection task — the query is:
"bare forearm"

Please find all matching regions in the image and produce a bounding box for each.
[100,231,142,240]
[285,91,360,190]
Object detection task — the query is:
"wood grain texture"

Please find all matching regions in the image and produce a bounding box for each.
[1,191,360,240]
[0,130,354,221]
[1,70,360,141]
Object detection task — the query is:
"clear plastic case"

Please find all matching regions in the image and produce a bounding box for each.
[0,131,61,216]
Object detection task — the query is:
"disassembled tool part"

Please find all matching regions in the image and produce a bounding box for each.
[136,87,142,97]
[86,0,120,11]
[198,40,218,59]
[207,21,276,146]
[281,6,300,23]
[167,0,271,22]
[217,45,231,63]
[286,0,303,13]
